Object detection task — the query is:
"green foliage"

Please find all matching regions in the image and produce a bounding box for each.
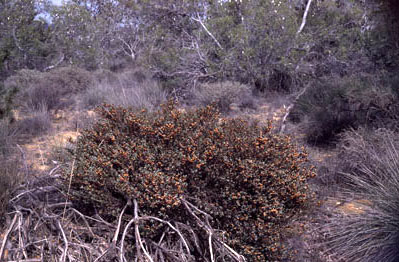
[291,76,399,145]
[298,0,367,77]
[49,0,150,70]
[0,0,56,79]
[0,82,17,120]
[5,67,94,111]
[65,101,315,261]
[362,1,399,71]
[29,0,397,95]
[208,0,299,90]
[1,69,41,118]
[49,2,100,69]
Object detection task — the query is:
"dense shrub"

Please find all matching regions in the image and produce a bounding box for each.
[268,68,296,93]
[92,68,118,84]
[191,81,255,113]
[65,101,315,261]
[1,69,42,118]
[5,67,94,111]
[45,66,94,94]
[26,67,94,110]
[3,69,42,92]
[0,82,16,120]
[290,76,398,145]
[321,128,399,262]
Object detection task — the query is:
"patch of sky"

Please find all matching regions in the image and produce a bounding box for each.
[35,0,68,22]
[51,0,64,6]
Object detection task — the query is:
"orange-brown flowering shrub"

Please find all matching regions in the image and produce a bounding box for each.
[65,101,314,261]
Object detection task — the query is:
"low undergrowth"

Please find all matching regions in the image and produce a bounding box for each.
[81,68,167,111]
[64,101,315,261]
[0,120,21,227]
[319,128,399,262]
[290,75,399,145]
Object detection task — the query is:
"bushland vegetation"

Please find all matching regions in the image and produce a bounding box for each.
[65,101,314,261]
[0,120,21,226]
[315,128,399,262]
[1,0,399,261]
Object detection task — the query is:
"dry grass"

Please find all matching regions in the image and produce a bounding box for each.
[0,120,22,228]
[81,69,168,111]
[15,105,52,136]
[191,81,256,113]
[317,128,399,262]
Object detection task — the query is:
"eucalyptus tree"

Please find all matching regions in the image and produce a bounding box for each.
[49,0,159,70]
[0,0,54,78]
[203,0,301,91]
[46,0,392,89]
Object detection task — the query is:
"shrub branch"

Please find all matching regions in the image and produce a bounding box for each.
[1,171,248,261]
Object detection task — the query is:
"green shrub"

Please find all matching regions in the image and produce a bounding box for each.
[65,101,314,261]
[1,69,41,118]
[5,67,94,111]
[192,81,255,113]
[321,128,399,262]
[0,82,15,120]
[3,69,42,92]
[45,66,94,95]
[290,76,397,145]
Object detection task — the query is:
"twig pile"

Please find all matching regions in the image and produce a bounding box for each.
[0,166,245,262]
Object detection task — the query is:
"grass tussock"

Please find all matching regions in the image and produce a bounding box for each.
[320,128,399,262]
[81,68,167,111]
[16,105,52,136]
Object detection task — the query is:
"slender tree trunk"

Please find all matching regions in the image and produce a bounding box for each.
[297,0,313,35]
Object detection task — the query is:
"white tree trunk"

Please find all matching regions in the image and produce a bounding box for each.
[192,13,223,50]
[297,0,313,35]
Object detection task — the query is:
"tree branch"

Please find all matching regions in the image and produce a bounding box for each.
[279,84,309,134]
[297,0,313,35]
[0,213,18,260]
[44,53,65,71]
[119,37,138,61]
[12,27,24,52]
[57,220,69,262]
[191,13,223,50]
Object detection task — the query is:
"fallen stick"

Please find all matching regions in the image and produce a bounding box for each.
[0,213,18,260]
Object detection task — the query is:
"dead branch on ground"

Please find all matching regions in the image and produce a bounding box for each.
[0,169,246,261]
